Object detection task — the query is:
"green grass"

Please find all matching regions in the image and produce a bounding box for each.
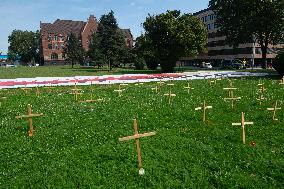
[0,77,283,188]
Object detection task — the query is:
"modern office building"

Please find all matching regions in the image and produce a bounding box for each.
[181,8,284,66]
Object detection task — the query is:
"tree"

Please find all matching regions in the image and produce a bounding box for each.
[8,30,40,64]
[88,11,128,70]
[63,33,85,68]
[88,33,106,68]
[272,50,284,76]
[142,10,207,72]
[134,35,158,70]
[209,0,284,68]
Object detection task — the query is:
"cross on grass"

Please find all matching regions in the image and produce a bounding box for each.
[232,112,253,144]
[15,104,43,137]
[119,118,156,175]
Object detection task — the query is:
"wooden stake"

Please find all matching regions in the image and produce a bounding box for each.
[119,118,156,175]
[184,83,194,94]
[232,112,253,144]
[15,104,43,137]
[267,101,281,120]
[195,101,212,122]
[164,90,176,105]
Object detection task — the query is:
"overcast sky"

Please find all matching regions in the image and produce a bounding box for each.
[0,0,209,54]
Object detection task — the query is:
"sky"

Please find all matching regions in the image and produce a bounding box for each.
[0,0,209,54]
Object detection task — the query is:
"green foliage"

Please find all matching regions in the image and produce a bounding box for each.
[134,35,158,70]
[209,0,284,68]
[142,10,207,72]
[8,30,40,64]
[0,78,283,188]
[88,33,106,68]
[133,57,145,70]
[63,33,85,68]
[88,11,128,70]
[273,50,284,76]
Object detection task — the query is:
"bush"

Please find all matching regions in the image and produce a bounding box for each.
[273,50,284,76]
[134,57,145,70]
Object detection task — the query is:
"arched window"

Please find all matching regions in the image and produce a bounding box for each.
[51,53,58,60]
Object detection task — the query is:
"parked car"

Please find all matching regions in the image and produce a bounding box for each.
[200,62,213,69]
[204,63,213,69]
[221,59,246,69]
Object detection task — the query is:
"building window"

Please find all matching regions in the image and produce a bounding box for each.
[48,44,52,49]
[54,44,58,50]
[48,35,52,42]
[207,24,211,30]
[59,36,65,42]
[54,35,58,41]
[51,53,58,60]
[204,16,208,22]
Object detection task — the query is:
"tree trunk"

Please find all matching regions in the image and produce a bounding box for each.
[109,59,112,71]
[71,60,74,68]
[260,44,268,69]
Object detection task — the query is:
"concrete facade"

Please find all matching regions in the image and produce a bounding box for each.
[181,8,284,65]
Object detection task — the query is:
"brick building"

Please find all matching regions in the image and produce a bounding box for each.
[40,15,133,65]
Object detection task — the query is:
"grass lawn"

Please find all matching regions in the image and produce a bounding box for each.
[0,77,283,188]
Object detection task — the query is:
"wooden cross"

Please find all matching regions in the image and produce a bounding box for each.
[232,112,254,144]
[209,79,216,85]
[279,76,284,85]
[119,118,156,175]
[223,87,237,98]
[164,90,176,105]
[257,93,266,105]
[70,83,83,101]
[184,83,194,94]
[114,85,125,97]
[80,89,104,103]
[120,82,129,86]
[21,84,32,95]
[44,83,55,93]
[267,101,281,120]
[0,97,7,106]
[135,82,144,86]
[15,104,43,137]
[35,86,40,97]
[195,101,213,122]
[167,83,175,87]
[224,96,241,108]
[151,86,159,93]
[223,80,236,98]
[258,83,266,94]
[157,80,164,87]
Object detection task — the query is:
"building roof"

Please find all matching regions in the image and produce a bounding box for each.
[40,19,86,35]
[40,17,133,40]
[193,8,211,16]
